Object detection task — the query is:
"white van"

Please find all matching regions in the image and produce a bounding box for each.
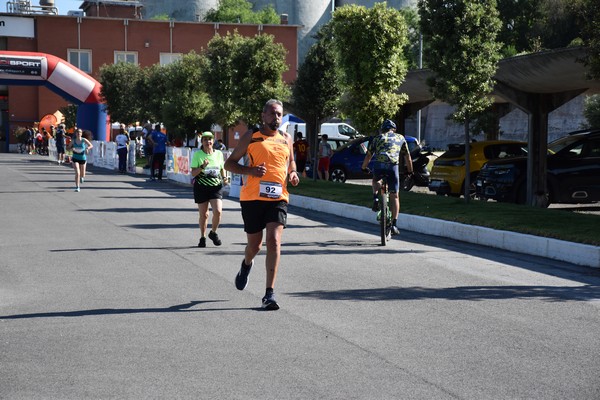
[285,122,359,141]
[319,123,359,140]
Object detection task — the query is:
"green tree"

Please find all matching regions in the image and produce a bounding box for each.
[584,95,600,129]
[419,0,502,202]
[576,0,600,79]
[98,62,145,126]
[496,0,542,56]
[150,14,170,21]
[399,7,423,70]
[291,24,343,176]
[59,104,78,130]
[159,52,212,140]
[204,0,279,24]
[330,3,409,134]
[136,63,164,124]
[202,31,290,132]
[495,0,585,56]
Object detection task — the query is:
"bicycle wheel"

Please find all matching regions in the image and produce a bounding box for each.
[379,190,388,246]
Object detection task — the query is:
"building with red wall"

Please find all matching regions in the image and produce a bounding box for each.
[0,3,299,150]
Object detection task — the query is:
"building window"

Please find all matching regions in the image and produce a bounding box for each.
[68,49,92,73]
[114,51,138,64]
[160,53,182,66]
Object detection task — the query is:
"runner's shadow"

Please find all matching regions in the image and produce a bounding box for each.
[0,300,256,319]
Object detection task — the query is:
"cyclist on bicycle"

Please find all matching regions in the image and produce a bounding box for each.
[361,119,413,235]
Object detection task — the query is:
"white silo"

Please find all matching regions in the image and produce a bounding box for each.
[250,0,335,62]
[141,0,219,22]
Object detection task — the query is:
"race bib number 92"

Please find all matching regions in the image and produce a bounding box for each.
[259,181,283,199]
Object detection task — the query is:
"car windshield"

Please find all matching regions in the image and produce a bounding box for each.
[548,135,582,154]
[339,124,358,136]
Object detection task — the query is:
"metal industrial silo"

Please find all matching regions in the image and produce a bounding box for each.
[141,0,219,22]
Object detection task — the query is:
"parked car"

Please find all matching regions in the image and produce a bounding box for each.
[327,135,421,183]
[428,140,528,197]
[476,129,600,206]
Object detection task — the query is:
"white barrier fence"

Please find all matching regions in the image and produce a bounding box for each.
[47,139,236,193]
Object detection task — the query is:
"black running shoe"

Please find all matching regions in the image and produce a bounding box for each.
[198,237,206,248]
[235,259,253,290]
[208,230,222,246]
[371,198,380,212]
[261,292,280,310]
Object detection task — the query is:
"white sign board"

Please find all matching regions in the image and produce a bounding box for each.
[0,16,35,38]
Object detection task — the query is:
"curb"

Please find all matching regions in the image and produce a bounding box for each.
[290,194,600,268]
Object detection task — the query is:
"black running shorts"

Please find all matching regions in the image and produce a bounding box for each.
[240,200,287,234]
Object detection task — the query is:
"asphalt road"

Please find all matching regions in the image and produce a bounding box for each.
[1,154,600,400]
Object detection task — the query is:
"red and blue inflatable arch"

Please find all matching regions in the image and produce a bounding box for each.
[0,51,109,141]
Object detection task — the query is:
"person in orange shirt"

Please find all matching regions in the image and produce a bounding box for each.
[293,131,310,177]
[224,99,300,310]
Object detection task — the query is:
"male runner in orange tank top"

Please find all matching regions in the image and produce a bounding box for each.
[224,99,300,310]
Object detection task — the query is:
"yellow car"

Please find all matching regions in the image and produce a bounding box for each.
[428,140,527,197]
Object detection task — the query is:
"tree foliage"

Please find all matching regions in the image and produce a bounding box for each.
[59,104,78,130]
[576,0,600,80]
[330,3,409,134]
[584,95,600,129]
[291,24,341,129]
[419,0,502,123]
[419,0,502,202]
[98,62,146,126]
[399,7,423,70]
[202,31,290,127]
[158,52,212,138]
[204,0,279,24]
[495,0,585,57]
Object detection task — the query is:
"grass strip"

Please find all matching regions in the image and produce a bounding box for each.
[289,179,600,246]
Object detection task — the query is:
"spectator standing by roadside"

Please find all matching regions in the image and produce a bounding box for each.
[148,124,169,181]
[35,128,44,154]
[55,124,67,164]
[142,123,153,169]
[26,126,34,154]
[317,134,332,180]
[190,131,228,248]
[67,128,93,192]
[115,125,129,174]
[213,137,226,151]
[293,132,310,177]
[224,99,300,311]
[44,127,52,155]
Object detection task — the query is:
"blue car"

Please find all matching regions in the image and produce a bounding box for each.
[327,135,420,183]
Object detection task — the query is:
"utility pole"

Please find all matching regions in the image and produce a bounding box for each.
[416,33,423,143]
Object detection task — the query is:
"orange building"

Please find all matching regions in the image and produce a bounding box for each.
[1,3,299,151]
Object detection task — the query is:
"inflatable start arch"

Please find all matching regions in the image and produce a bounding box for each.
[0,51,109,141]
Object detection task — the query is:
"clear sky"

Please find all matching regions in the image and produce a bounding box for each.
[52,0,83,15]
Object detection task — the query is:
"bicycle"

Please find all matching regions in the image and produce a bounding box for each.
[364,168,392,246]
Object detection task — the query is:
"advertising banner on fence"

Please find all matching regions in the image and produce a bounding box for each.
[167,146,192,184]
